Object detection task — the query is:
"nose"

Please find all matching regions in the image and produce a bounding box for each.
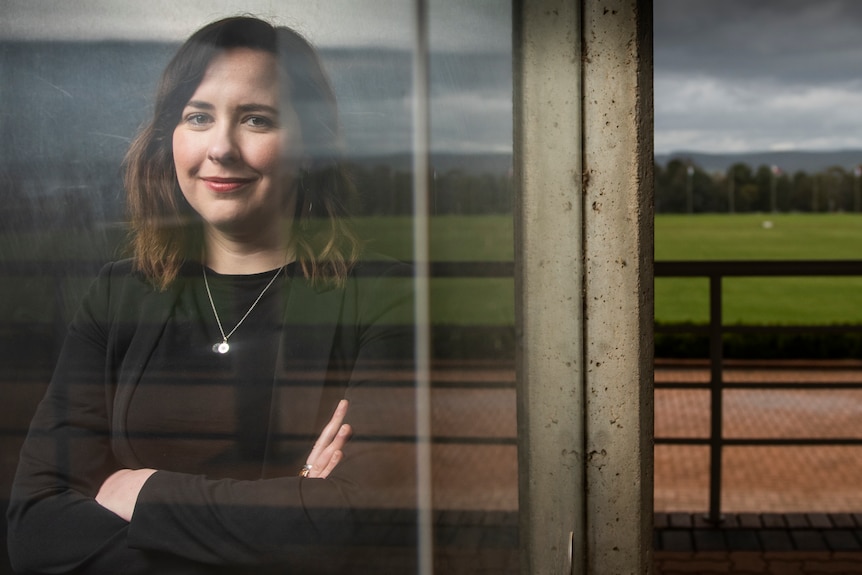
[207,125,239,164]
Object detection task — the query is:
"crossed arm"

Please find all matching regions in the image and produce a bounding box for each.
[95,400,352,522]
[8,260,415,573]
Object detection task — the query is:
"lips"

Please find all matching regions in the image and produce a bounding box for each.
[201,176,256,193]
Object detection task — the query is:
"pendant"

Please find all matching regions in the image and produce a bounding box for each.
[213,341,230,354]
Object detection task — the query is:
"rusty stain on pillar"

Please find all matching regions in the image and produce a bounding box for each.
[514,0,654,573]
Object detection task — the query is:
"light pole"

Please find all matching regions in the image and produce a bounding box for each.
[812,174,819,212]
[854,165,861,213]
[727,167,735,214]
[686,163,694,214]
[770,164,780,213]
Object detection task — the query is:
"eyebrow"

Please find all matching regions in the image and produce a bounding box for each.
[184,101,280,116]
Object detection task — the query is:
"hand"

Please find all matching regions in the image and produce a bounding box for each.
[302,399,352,479]
[95,468,157,522]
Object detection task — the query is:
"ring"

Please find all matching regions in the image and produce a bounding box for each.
[299,464,312,478]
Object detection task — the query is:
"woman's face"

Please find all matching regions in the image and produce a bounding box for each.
[173,48,300,241]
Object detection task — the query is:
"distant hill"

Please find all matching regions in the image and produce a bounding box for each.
[348,152,511,176]
[656,150,862,174]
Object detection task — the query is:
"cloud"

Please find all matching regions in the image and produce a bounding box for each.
[11,0,861,155]
[0,0,509,52]
[656,73,862,153]
[431,91,513,153]
[654,0,862,153]
[654,0,862,82]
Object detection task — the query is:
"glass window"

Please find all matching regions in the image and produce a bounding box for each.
[1,2,514,573]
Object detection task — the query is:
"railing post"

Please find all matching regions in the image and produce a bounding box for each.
[707,273,724,523]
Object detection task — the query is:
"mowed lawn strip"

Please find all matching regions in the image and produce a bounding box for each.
[655,213,862,324]
[3,214,860,326]
[362,213,862,325]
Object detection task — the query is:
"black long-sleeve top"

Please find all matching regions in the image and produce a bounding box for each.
[7,257,417,574]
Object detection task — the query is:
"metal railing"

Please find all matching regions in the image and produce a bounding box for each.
[654,260,862,523]
[7,258,862,523]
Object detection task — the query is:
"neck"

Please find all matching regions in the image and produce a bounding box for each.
[203,226,294,275]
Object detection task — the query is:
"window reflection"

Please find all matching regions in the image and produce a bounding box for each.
[0,2,514,573]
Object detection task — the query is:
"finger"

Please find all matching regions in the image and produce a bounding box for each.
[315,450,342,479]
[306,399,348,468]
[308,424,352,478]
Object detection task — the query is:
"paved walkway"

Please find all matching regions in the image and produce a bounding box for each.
[431,358,862,515]
[655,359,862,514]
[430,359,862,573]
[654,360,862,574]
[5,359,861,573]
[654,512,862,574]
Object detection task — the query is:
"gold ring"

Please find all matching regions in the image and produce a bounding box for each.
[299,464,312,478]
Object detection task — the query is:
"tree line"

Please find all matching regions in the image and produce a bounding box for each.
[656,159,862,214]
[348,162,513,216]
[353,159,862,216]
[16,156,862,223]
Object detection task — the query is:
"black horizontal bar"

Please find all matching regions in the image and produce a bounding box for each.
[655,382,862,390]
[654,437,710,445]
[655,437,862,446]
[431,436,517,446]
[723,437,862,446]
[656,324,862,334]
[654,382,710,389]
[0,427,516,446]
[654,260,862,277]
[0,259,518,278]
[431,381,515,390]
[7,259,862,279]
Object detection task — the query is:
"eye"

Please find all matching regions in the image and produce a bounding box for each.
[183,112,212,127]
[245,115,277,129]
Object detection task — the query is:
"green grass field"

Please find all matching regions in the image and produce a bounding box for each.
[412,214,862,325]
[655,213,862,260]
[359,213,862,326]
[655,214,862,324]
[355,216,515,326]
[3,213,861,326]
[356,213,862,326]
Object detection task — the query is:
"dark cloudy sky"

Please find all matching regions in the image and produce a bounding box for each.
[654,0,862,154]
[0,0,511,156]
[4,1,862,155]
[0,0,509,51]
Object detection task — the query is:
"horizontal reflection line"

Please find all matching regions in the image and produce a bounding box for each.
[3,429,516,445]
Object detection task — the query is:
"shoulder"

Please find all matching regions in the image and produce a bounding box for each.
[343,253,413,323]
[348,253,414,301]
[83,259,177,321]
[350,252,413,280]
[90,259,155,298]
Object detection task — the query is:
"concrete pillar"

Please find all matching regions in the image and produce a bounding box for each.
[514,0,654,573]
[582,0,654,573]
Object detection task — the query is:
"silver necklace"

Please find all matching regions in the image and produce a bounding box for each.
[202,263,285,354]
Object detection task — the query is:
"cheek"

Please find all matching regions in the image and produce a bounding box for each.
[171,130,186,173]
[171,130,194,175]
[248,137,283,177]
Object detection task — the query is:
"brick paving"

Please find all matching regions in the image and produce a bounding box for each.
[654,360,862,574]
[432,358,862,515]
[655,360,862,514]
[5,360,862,573]
[654,512,862,574]
[432,359,862,573]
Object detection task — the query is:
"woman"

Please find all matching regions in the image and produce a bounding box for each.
[7,16,416,574]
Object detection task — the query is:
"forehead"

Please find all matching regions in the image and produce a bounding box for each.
[194,48,279,99]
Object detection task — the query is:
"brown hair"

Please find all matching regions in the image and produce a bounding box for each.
[125,16,361,290]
